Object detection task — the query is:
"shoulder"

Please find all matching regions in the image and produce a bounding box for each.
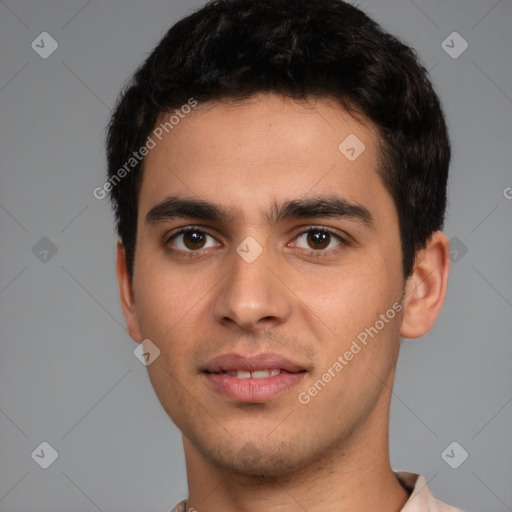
[395,471,464,512]
[169,498,187,512]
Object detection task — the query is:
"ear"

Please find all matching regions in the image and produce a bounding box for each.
[115,240,143,343]
[400,231,451,339]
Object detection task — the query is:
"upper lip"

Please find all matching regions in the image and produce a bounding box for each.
[202,352,307,373]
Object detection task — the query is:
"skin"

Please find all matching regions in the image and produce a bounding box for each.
[116,92,450,512]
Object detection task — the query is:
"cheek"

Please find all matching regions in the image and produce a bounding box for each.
[133,266,196,397]
[290,259,392,340]
[132,251,220,363]
[132,253,184,341]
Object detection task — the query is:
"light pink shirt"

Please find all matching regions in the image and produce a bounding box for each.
[395,472,463,512]
[170,472,463,512]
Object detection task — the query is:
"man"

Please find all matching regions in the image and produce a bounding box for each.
[105,0,461,510]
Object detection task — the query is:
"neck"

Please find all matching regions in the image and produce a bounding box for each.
[182,375,410,512]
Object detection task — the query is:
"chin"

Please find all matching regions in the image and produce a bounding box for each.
[192,434,315,478]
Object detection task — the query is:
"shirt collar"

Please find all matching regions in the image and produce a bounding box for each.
[394,471,463,512]
[170,472,463,512]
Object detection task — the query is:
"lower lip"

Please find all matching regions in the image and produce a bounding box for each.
[203,371,307,402]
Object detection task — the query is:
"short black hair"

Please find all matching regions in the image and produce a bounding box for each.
[106,0,451,279]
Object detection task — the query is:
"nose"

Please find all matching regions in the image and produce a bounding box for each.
[211,240,292,333]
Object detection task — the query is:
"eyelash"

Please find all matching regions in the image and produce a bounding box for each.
[164,225,349,260]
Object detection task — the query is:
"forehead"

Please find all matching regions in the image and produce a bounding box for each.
[138,93,393,225]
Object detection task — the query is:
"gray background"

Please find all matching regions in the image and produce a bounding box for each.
[0,0,511,511]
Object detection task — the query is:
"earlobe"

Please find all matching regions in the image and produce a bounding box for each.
[115,240,143,343]
[400,231,451,339]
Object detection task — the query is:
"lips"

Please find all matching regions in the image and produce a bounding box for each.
[202,352,306,374]
[201,352,308,402]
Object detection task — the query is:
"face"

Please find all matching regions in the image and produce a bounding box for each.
[121,93,409,476]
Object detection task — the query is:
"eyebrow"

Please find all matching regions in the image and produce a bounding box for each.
[145,194,374,228]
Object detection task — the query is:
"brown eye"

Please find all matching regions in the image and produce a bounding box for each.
[306,230,330,250]
[293,228,343,252]
[167,228,218,252]
[182,230,206,250]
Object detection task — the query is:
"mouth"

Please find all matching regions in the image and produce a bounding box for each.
[206,368,290,378]
[201,353,308,402]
